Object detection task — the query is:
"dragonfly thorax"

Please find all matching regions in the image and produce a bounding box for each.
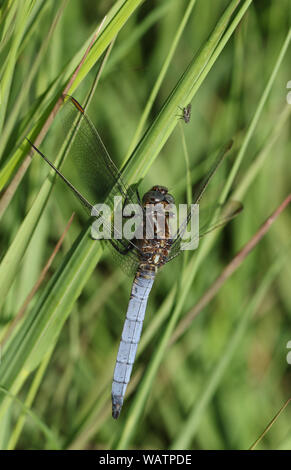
[136,186,175,272]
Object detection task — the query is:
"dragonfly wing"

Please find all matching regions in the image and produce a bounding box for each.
[168,200,243,259]
[106,239,140,277]
[169,140,234,250]
[32,95,142,257]
[59,95,138,207]
[112,269,155,419]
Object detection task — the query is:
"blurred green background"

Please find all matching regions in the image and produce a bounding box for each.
[0,0,290,450]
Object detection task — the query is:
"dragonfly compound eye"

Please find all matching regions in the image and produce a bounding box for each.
[164,194,175,204]
[151,185,168,195]
[142,190,164,204]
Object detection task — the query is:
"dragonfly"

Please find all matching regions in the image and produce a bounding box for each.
[27,95,242,419]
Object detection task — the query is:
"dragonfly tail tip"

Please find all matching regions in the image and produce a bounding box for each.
[112,396,123,419]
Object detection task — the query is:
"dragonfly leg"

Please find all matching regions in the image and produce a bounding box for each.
[109,239,133,256]
[168,251,182,263]
[136,189,142,205]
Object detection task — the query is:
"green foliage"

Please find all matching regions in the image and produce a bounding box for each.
[0,0,290,450]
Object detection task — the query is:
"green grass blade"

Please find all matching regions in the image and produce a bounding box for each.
[172,250,289,449]
[0,384,60,449]
[114,0,254,449]
[0,0,36,140]
[125,0,197,158]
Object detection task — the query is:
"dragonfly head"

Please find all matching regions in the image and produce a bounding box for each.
[142,186,175,206]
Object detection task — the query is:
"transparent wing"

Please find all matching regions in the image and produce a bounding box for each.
[59,95,139,209]
[168,200,243,259]
[106,239,140,277]
[169,140,234,251]
[29,95,143,262]
[60,96,144,257]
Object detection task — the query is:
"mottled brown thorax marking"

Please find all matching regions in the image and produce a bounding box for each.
[138,200,173,273]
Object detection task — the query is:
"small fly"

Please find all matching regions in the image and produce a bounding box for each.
[178,103,192,124]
